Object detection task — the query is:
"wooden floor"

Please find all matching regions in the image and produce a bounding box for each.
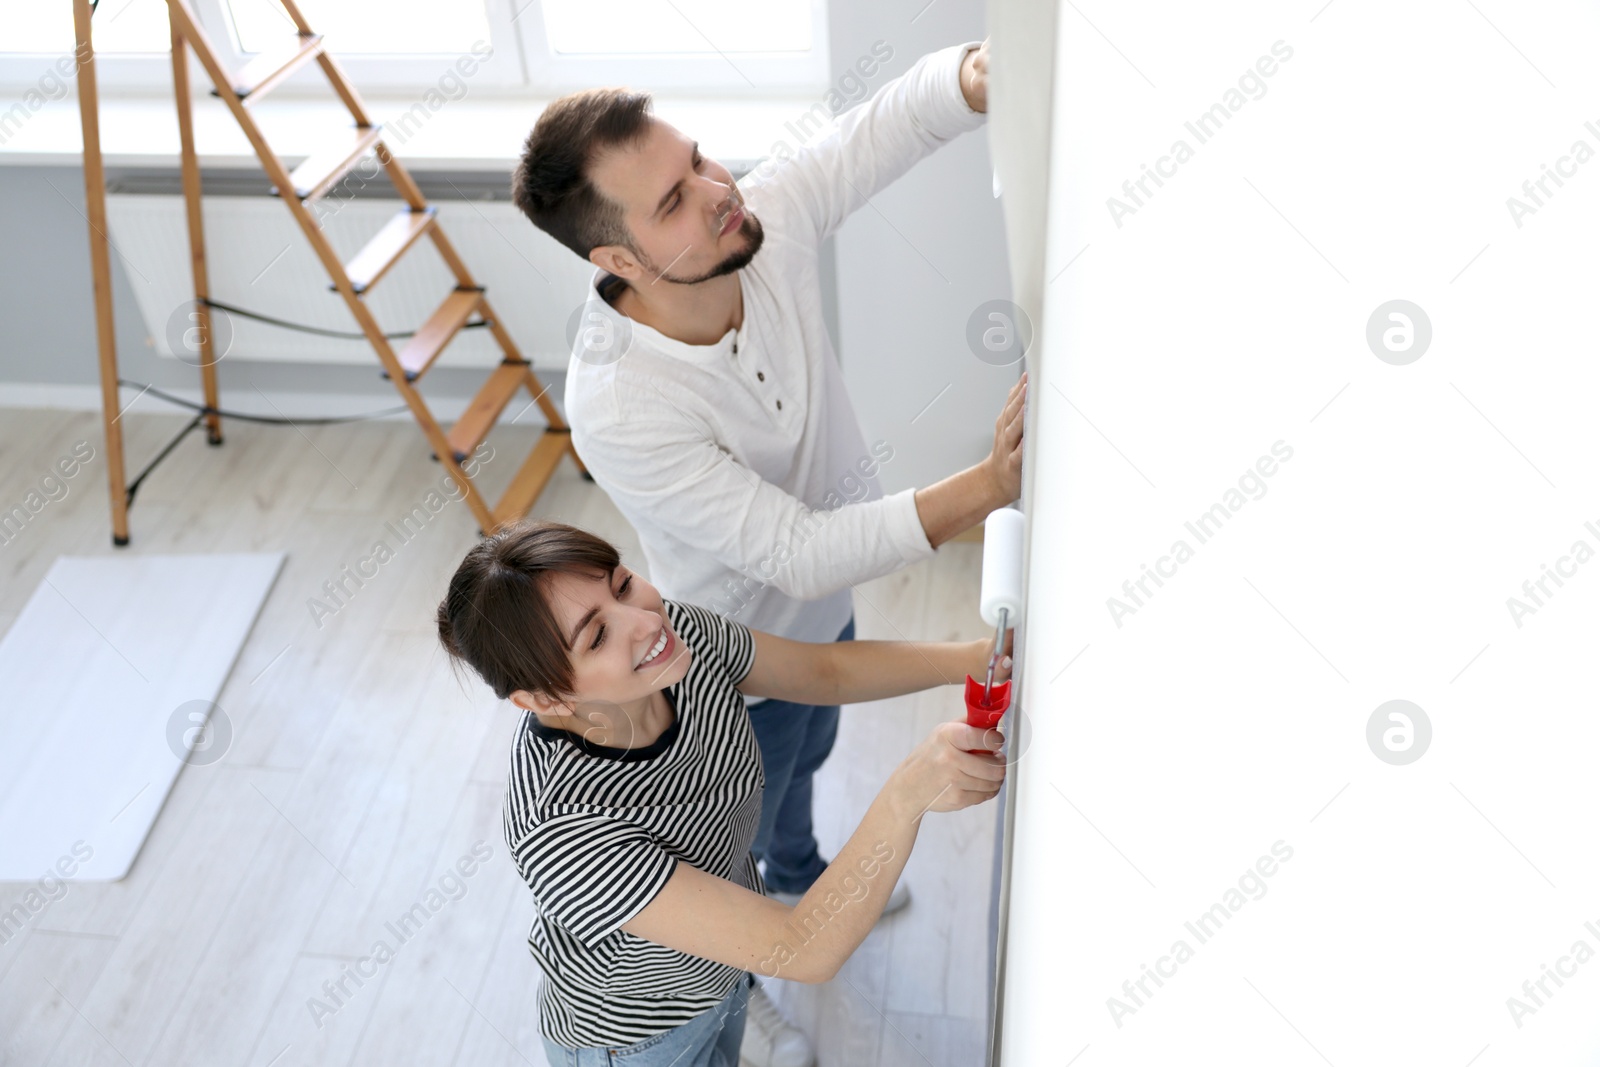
[0,407,996,1067]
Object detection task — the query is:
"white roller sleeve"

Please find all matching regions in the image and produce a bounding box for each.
[979,507,1026,628]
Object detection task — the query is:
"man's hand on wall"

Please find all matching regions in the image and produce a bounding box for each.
[960,40,990,113]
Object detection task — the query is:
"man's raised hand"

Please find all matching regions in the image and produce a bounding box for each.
[961,40,990,113]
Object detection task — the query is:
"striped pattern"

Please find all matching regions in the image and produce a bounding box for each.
[503,600,765,1048]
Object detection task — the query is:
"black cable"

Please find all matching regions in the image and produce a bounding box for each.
[119,379,410,425]
[199,297,489,341]
[126,413,203,503]
[115,292,498,499]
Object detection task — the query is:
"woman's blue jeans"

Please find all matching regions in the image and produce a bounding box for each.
[539,976,749,1066]
[745,616,854,894]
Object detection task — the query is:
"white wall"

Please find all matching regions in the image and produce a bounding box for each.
[828,0,1017,495]
[1002,2,1600,1064]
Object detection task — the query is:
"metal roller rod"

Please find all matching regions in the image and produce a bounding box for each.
[982,606,1009,705]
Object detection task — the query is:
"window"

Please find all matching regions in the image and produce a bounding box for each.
[225,0,492,56]
[217,0,521,88]
[0,0,180,91]
[541,0,811,56]
[519,0,826,91]
[4,0,172,54]
[0,0,826,95]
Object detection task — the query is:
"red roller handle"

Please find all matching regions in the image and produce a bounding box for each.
[964,675,1011,754]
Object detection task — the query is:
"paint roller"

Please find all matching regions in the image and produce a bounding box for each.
[964,507,1024,743]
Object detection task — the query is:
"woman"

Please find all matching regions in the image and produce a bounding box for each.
[436,520,1010,1067]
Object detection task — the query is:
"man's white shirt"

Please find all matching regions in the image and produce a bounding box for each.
[565,43,986,663]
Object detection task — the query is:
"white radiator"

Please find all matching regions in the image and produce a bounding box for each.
[105,193,596,372]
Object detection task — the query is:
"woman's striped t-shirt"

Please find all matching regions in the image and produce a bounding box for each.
[503,599,766,1048]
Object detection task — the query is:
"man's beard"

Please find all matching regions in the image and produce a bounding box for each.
[641,213,766,286]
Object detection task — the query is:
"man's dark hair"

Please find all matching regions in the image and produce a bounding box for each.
[511,87,655,260]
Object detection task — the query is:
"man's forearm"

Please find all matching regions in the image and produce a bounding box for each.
[826,639,977,704]
[913,463,1008,547]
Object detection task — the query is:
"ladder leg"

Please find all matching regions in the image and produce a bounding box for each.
[491,298,590,489]
[170,13,223,445]
[374,139,428,212]
[567,440,591,479]
[477,298,566,428]
[74,0,130,545]
[424,223,481,289]
[392,378,498,533]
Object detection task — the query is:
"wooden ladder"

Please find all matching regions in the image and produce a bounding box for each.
[161,0,581,534]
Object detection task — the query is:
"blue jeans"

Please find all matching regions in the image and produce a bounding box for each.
[746,616,854,894]
[540,977,749,1067]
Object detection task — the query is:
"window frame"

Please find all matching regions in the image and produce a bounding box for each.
[0,0,828,97]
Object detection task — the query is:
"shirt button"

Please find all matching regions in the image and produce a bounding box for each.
[776,400,782,411]
[757,372,765,382]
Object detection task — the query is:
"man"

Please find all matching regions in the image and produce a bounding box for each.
[512,38,1022,1066]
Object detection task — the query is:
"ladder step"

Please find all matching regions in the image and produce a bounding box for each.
[397,288,484,380]
[447,361,533,460]
[491,432,573,528]
[278,124,386,203]
[342,206,437,294]
[216,34,325,104]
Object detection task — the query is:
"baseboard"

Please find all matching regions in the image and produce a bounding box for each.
[0,382,488,424]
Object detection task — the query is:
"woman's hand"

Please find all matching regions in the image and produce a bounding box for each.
[889,720,1006,820]
[969,630,1014,683]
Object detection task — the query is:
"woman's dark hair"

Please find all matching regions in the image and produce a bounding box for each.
[436,520,621,702]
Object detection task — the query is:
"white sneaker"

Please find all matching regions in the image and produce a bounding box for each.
[768,878,912,920]
[741,979,815,1067]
